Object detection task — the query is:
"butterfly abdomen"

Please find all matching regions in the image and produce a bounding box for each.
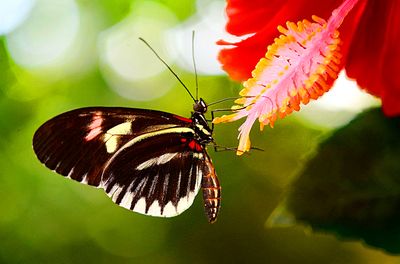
[201,158,221,223]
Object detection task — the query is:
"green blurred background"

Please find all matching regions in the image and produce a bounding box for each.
[0,0,398,263]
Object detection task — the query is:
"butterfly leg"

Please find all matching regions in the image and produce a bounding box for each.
[211,142,264,154]
[209,106,248,131]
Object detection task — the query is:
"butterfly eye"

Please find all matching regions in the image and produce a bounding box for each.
[193,102,202,113]
[193,98,208,113]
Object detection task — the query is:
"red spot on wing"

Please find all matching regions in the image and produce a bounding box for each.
[188,140,203,152]
[196,144,202,152]
[173,115,192,123]
[188,140,195,149]
[85,113,104,141]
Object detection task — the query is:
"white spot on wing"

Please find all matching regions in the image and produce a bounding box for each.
[163,202,177,217]
[105,135,119,153]
[186,163,193,198]
[195,168,202,194]
[175,171,181,201]
[175,168,202,215]
[147,201,162,216]
[119,177,143,210]
[192,153,203,159]
[107,121,132,135]
[147,174,158,199]
[108,185,123,202]
[133,197,146,213]
[136,152,178,170]
[132,176,148,196]
[103,121,133,153]
[81,174,89,184]
[157,152,179,164]
[120,191,134,208]
[136,159,156,171]
[66,167,73,179]
[176,191,196,215]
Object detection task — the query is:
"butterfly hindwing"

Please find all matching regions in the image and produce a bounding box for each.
[102,132,207,217]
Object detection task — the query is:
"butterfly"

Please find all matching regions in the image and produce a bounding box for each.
[32,36,221,223]
[32,98,221,223]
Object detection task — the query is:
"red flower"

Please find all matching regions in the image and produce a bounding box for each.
[218,0,400,116]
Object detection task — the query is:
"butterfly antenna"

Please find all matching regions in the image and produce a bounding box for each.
[192,31,199,101]
[139,37,196,102]
[208,96,267,107]
[208,97,242,107]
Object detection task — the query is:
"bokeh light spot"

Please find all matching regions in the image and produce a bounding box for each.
[166,0,228,75]
[6,0,80,68]
[99,1,178,101]
[297,70,380,128]
[0,0,35,35]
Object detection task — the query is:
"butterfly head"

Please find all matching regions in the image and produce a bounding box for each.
[193,98,207,114]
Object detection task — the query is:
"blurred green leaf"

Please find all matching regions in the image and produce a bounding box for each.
[269,108,400,253]
[78,0,133,25]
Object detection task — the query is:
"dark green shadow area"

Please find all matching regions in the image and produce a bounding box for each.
[285,108,400,254]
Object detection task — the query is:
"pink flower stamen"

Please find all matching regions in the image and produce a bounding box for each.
[214,0,360,155]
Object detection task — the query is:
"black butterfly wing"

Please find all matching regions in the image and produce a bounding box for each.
[33,107,211,218]
[101,131,208,217]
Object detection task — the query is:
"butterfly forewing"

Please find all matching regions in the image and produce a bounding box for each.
[33,107,192,186]
[32,107,219,219]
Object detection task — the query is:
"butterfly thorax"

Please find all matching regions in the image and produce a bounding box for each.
[191,112,213,145]
[191,98,213,145]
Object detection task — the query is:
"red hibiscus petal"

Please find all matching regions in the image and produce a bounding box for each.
[225,0,286,36]
[219,0,346,81]
[345,0,400,116]
[381,20,400,116]
[218,30,276,81]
